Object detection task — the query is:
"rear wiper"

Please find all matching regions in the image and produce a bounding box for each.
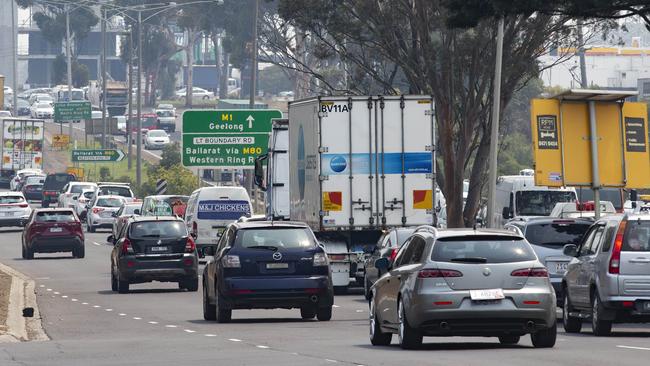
[450,257,488,263]
[246,245,278,251]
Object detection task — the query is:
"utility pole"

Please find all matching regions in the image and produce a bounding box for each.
[577,20,588,89]
[249,0,259,108]
[136,10,143,186]
[486,17,504,228]
[101,7,108,149]
[127,26,133,171]
[11,0,18,117]
[66,4,73,143]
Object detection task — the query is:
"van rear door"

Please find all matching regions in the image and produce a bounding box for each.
[618,220,650,296]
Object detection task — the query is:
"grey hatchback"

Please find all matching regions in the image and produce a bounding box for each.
[369,226,556,349]
[562,214,650,336]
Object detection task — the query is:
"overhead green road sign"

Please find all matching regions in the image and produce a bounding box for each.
[72,149,125,162]
[54,101,92,121]
[182,109,282,168]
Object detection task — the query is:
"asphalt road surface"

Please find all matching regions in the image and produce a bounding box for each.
[0,202,649,365]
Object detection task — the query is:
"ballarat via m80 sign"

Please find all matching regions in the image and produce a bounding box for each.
[182,109,282,168]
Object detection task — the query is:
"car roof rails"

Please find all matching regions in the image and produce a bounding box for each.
[414,225,438,236]
[97,182,131,186]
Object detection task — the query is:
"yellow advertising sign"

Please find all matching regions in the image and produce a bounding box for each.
[531,98,650,189]
[52,134,70,148]
[322,192,343,212]
[66,167,84,180]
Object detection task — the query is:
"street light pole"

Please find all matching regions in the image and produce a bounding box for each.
[66,4,73,142]
[136,10,143,186]
[11,0,18,117]
[249,0,259,108]
[101,7,108,149]
[127,26,133,171]
[486,17,504,229]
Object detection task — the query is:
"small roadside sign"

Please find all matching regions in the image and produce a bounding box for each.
[52,134,70,148]
[71,149,125,162]
[182,109,282,168]
[66,167,85,180]
[54,101,92,121]
[156,179,168,195]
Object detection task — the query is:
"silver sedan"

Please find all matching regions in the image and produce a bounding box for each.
[369,228,557,349]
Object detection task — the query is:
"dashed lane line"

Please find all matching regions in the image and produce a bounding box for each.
[256,345,270,349]
[617,345,650,351]
[184,329,196,333]
[148,321,158,324]
[165,325,178,328]
[229,339,242,342]
[92,242,102,246]
[205,334,217,337]
[133,317,142,320]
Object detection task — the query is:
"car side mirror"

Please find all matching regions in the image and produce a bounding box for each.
[133,209,140,215]
[202,246,216,257]
[375,257,391,270]
[502,207,512,220]
[107,235,114,244]
[563,244,578,257]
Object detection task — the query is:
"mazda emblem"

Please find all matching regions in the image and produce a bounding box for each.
[482,268,491,276]
[272,252,282,261]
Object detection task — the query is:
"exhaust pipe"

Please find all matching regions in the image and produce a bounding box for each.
[526,321,535,330]
[310,295,318,303]
[439,321,449,330]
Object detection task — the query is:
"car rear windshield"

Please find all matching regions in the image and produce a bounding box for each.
[525,221,592,247]
[623,221,650,252]
[71,184,95,194]
[130,221,186,239]
[432,236,537,263]
[235,228,316,249]
[0,196,25,204]
[97,198,124,207]
[44,174,74,189]
[35,211,76,222]
[98,186,132,197]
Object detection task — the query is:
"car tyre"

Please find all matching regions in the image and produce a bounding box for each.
[202,95,209,100]
[88,223,95,233]
[215,291,232,323]
[531,321,557,348]
[111,269,118,292]
[183,277,199,292]
[300,307,316,320]
[563,292,582,333]
[498,335,520,345]
[369,298,392,346]
[398,299,422,349]
[117,276,129,294]
[202,282,217,321]
[24,245,34,260]
[74,245,85,259]
[591,292,612,336]
[317,306,332,321]
[363,276,372,301]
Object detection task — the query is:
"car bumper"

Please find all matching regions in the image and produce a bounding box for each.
[88,216,115,227]
[407,290,556,336]
[24,192,43,201]
[29,236,83,253]
[118,255,198,283]
[220,275,334,309]
[146,143,168,149]
[0,217,29,227]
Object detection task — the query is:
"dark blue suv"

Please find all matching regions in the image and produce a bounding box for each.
[202,221,334,323]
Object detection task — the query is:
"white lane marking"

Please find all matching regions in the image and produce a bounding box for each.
[165,325,177,328]
[119,313,126,316]
[205,334,217,337]
[617,345,650,351]
[71,299,77,302]
[46,289,52,292]
[39,285,45,288]
[256,345,269,349]
[325,360,337,363]
[53,292,60,295]
[82,302,88,305]
[228,338,242,342]
[36,277,50,280]
[332,305,340,308]
[105,309,113,312]
[93,242,101,246]
[93,305,101,308]
[148,321,158,324]
[355,310,364,313]
[184,329,196,333]
[133,317,142,320]
[61,295,68,298]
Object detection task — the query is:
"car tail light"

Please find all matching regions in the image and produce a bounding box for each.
[185,237,196,253]
[418,269,463,278]
[18,203,28,208]
[510,268,548,277]
[230,289,253,295]
[388,248,399,262]
[610,220,627,274]
[192,221,198,236]
[222,255,240,268]
[328,254,347,261]
[121,238,134,255]
[92,207,104,214]
[313,252,328,266]
[622,301,634,308]
[523,300,540,305]
[433,301,453,305]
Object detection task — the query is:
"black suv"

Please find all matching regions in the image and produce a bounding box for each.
[109,216,199,294]
[202,221,334,323]
[42,173,76,208]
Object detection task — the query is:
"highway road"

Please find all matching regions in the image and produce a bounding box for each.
[1,205,650,365]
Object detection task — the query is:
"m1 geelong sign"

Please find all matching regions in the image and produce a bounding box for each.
[182,109,282,168]
[71,149,125,162]
[54,101,92,121]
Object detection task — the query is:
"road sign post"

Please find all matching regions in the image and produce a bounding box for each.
[54,101,92,121]
[52,134,70,149]
[182,109,282,168]
[71,149,125,163]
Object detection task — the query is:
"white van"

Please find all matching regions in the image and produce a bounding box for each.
[184,186,253,255]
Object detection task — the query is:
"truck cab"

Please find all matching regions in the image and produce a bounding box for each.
[254,119,289,220]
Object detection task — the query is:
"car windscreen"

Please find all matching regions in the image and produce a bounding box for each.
[235,228,316,249]
[44,174,74,190]
[130,221,186,239]
[623,221,650,252]
[0,196,25,204]
[71,184,95,194]
[96,198,124,208]
[82,191,95,199]
[35,211,76,222]
[99,186,132,197]
[515,190,576,216]
[25,176,45,185]
[524,221,592,247]
[432,236,537,263]
[148,130,166,137]
[157,110,174,117]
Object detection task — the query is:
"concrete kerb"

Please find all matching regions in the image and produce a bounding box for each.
[0,262,49,342]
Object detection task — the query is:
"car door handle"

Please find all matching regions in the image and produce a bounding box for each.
[630,258,650,264]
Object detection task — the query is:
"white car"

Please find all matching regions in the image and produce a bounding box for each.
[30,102,54,118]
[10,169,44,191]
[58,182,99,209]
[86,195,126,232]
[175,87,213,100]
[143,129,171,150]
[29,93,54,105]
[4,86,13,96]
[75,189,96,218]
[0,192,32,227]
[96,183,136,202]
[0,111,12,119]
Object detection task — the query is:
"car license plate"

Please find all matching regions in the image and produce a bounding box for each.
[547,261,568,274]
[150,246,168,252]
[470,288,505,301]
[50,227,63,233]
[266,263,288,269]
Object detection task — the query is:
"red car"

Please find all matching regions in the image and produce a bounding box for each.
[22,208,85,259]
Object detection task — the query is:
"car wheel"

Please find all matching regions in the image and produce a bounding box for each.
[111,268,118,292]
[531,320,557,348]
[184,277,199,292]
[591,292,612,336]
[203,282,217,321]
[215,291,232,323]
[21,245,27,260]
[563,292,582,333]
[369,297,392,346]
[498,335,520,345]
[398,299,422,349]
[363,276,372,301]
[88,223,95,233]
[24,245,34,260]
[202,95,209,100]
[74,246,85,259]
[300,307,316,320]
[117,275,129,294]
[317,306,332,321]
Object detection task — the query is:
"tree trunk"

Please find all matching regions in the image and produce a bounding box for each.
[220,53,230,99]
[211,33,220,95]
[186,29,195,108]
